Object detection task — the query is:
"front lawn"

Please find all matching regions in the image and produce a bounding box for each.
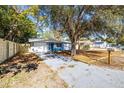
[55,50,124,70]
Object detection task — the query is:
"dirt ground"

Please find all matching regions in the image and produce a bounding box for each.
[0,53,67,88]
[55,50,124,70]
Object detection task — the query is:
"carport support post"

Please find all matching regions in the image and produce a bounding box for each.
[108,51,111,64]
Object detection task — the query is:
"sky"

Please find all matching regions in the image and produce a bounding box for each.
[17,5,50,33]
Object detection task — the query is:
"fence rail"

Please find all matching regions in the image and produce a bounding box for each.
[0,38,20,63]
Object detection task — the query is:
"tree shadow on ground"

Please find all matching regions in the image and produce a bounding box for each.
[0,53,43,78]
[54,50,105,58]
[54,50,71,56]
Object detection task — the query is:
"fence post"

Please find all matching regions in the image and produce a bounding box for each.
[108,51,111,64]
[13,43,15,55]
[6,41,9,58]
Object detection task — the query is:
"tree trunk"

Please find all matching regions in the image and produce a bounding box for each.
[71,41,77,57]
[78,40,80,50]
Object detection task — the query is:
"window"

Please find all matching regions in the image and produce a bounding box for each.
[56,43,61,47]
[31,42,34,46]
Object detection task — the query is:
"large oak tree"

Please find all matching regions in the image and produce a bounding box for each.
[47,6,105,56]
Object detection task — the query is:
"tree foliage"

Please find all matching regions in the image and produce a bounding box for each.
[40,5,124,55]
[96,6,124,44]
[0,5,42,43]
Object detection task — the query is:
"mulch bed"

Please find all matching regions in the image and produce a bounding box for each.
[0,53,43,78]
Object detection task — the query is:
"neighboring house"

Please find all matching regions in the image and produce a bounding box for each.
[92,41,110,48]
[76,40,93,50]
[29,38,71,53]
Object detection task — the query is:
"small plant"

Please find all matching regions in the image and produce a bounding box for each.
[63,82,68,88]
[0,67,8,75]
[68,65,75,68]
[45,85,48,88]
[81,45,90,50]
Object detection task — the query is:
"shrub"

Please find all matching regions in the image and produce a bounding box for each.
[81,45,90,50]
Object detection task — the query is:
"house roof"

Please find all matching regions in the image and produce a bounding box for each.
[29,38,44,42]
[93,41,109,45]
[94,42,104,44]
[29,38,71,43]
[78,40,93,44]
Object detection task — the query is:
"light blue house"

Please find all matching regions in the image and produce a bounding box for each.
[29,38,71,53]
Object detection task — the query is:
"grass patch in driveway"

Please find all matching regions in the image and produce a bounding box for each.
[68,65,75,68]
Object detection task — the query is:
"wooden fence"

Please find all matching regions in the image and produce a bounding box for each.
[0,38,20,63]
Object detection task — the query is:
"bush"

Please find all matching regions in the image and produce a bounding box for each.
[19,44,30,54]
[81,45,90,50]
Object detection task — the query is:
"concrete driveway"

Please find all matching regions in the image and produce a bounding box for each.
[35,52,124,88]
